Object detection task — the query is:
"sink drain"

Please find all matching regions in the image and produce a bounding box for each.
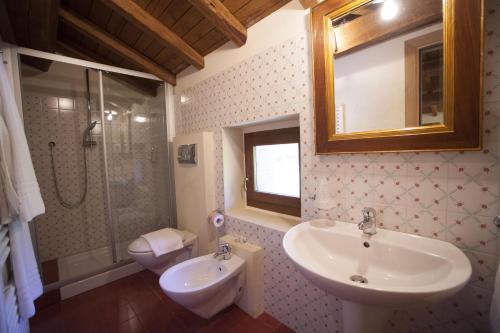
[350,275,368,284]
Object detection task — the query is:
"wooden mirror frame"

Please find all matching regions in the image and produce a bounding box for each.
[312,0,483,153]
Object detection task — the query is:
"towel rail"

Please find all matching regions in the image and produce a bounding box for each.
[0,225,8,267]
[0,224,24,333]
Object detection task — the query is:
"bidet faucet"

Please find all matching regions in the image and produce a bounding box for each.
[213,243,231,260]
[358,207,377,235]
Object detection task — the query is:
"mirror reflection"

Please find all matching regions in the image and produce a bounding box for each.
[332,0,443,134]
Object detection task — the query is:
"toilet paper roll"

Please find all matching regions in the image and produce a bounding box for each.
[208,211,225,228]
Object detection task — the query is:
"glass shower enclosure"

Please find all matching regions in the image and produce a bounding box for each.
[18,53,174,289]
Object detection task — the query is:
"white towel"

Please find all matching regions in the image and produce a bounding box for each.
[0,113,19,225]
[0,61,44,320]
[0,61,45,224]
[141,228,183,257]
[8,220,43,319]
[491,260,500,333]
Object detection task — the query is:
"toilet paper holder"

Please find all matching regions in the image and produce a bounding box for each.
[494,216,500,228]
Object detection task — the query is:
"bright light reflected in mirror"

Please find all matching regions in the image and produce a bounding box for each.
[380,0,399,21]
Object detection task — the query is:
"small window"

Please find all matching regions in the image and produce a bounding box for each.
[244,127,301,217]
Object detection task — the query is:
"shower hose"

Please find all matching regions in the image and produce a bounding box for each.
[48,141,89,209]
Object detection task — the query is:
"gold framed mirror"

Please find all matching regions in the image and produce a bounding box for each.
[312,0,483,153]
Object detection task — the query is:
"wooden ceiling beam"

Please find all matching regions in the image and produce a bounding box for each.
[23,0,60,71]
[59,7,176,85]
[298,0,326,10]
[188,0,247,47]
[2,0,59,71]
[333,0,442,56]
[0,0,16,44]
[101,0,204,69]
[56,40,158,97]
[28,0,60,53]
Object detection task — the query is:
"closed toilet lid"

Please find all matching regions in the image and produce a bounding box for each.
[128,229,185,254]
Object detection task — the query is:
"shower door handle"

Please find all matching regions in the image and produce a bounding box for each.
[150,147,158,163]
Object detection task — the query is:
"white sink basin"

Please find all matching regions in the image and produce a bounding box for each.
[283,219,472,307]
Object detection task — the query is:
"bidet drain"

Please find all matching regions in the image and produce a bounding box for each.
[350,275,368,284]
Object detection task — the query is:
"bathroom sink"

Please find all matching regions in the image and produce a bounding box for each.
[283,219,472,307]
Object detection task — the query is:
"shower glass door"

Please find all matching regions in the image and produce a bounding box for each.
[100,72,172,262]
[19,54,174,287]
[20,57,111,284]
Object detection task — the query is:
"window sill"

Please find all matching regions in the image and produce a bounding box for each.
[225,206,300,233]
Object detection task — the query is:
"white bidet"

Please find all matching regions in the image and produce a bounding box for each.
[159,253,245,319]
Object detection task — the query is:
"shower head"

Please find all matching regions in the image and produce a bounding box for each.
[86,121,98,132]
[83,121,98,148]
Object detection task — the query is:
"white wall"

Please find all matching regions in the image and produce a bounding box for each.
[334,23,442,133]
[174,132,216,255]
[176,0,310,91]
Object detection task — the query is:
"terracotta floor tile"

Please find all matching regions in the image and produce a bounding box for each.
[117,318,146,333]
[215,305,253,329]
[274,324,295,333]
[30,304,65,333]
[137,270,160,287]
[175,307,212,332]
[231,318,276,333]
[29,271,295,333]
[196,319,231,333]
[102,299,137,324]
[144,315,186,333]
[128,290,164,315]
[34,289,61,311]
[41,259,59,284]
[257,313,282,329]
[135,306,177,330]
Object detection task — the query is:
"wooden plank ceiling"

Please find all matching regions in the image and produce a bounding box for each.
[2,0,291,86]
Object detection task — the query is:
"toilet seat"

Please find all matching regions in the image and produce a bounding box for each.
[128,229,186,254]
[127,229,197,275]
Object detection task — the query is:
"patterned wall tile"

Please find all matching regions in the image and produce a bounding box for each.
[176,2,500,332]
[22,77,172,263]
[23,93,110,261]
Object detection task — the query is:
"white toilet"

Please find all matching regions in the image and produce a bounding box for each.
[159,253,246,319]
[128,229,197,275]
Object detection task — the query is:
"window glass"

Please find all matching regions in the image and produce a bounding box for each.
[254,143,300,198]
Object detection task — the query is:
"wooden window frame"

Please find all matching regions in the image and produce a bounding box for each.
[404,30,443,127]
[244,127,301,217]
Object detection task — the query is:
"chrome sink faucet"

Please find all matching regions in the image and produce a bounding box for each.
[358,207,377,235]
[214,243,232,260]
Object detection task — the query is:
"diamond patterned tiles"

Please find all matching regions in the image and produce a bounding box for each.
[176,1,500,332]
[23,94,109,261]
[22,70,172,262]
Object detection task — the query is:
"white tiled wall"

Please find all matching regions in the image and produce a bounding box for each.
[176,1,500,332]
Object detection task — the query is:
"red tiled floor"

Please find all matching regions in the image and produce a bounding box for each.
[30,270,295,333]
